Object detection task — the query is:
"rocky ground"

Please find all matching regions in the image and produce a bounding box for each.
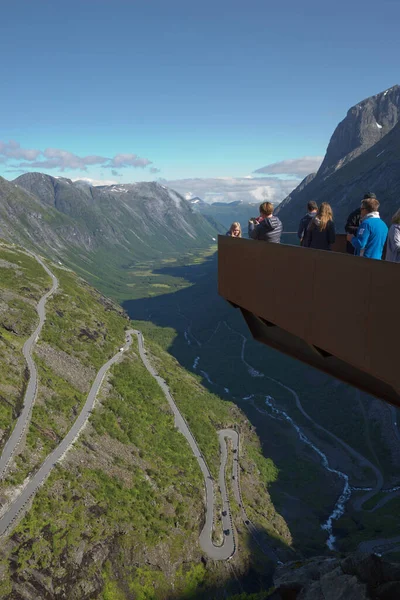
[270,553,400,599]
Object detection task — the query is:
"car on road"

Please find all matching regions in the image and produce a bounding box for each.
[224,529,230,535]
[222,510,227,517]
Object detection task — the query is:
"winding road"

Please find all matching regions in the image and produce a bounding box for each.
[134,330,238,560]
[134,330,279,561]
[0,328,135,536]
[0,262,260,564]
[0,253,58,479]
[2,254,397,560]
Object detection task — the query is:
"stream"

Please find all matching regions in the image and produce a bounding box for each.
[180,319,394,550]
[183,321,354,548]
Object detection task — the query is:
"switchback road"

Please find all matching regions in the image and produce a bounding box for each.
[0,253,58,479]
[0,329,135,536]
[134,330,279,562]
[0,278,273,564]
[133,329,235,560]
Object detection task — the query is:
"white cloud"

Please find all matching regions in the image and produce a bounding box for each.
[0,139,153,172]
[254,156,323,177]
[161,176,299,204]
[0,140,41,161]
[108,153,152,168]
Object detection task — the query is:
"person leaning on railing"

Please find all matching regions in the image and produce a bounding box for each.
[346,196,388,260]
[386,208,400,263]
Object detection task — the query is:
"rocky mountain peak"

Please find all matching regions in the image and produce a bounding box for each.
[318,84,400,176]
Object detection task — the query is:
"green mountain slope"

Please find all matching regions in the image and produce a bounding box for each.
[0,243,52,449]
[0,174,223,297]
[0,241,290,599]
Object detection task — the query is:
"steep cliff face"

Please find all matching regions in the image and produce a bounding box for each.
[319,85,400,176]
[271,553,400,599]
[276,86,400,230]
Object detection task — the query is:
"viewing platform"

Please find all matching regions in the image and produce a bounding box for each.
[218,235,400,408]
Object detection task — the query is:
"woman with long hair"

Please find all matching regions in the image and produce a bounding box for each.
[226,222,242,237]
[386,208,400,263]
[304,202,336,250]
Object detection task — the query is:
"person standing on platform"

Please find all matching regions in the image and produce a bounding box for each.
[345,193,377,254]
[248,202,283,243]
[303,202,336,251]
[386,208,400,263]
[346,196,388,260]
[298,201,318,246]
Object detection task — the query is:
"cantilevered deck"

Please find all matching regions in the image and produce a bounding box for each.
[218,235,399,407]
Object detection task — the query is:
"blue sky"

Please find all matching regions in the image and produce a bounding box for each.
[1,0,399,202]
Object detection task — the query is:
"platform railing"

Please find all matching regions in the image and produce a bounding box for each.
[218,235,400,407]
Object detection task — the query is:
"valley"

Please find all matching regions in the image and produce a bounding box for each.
[0,242,290,599]
[123,250,400,560]
[0,83,399,598]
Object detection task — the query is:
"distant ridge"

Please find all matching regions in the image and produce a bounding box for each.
[0,173,221,293]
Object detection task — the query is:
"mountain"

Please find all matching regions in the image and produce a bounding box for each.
[14,173,220,252]
[188,196,208,208]
[0,240,289,598]
[320,85,400,176]
[276,85,400,230]
[0,173,221,295]
[189,197,261,230]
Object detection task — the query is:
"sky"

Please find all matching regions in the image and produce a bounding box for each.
[1,0,399,203]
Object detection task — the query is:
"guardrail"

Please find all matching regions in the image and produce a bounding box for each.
[218,235,400,407]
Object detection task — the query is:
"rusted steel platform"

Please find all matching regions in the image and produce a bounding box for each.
[218,235,399,407]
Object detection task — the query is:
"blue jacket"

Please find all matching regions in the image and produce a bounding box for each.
[351,215,388,260]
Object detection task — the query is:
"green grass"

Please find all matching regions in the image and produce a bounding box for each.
[0,244,52,450]
[335,497,400,552]
[40,264,128,369]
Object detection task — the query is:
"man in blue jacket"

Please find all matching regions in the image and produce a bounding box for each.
[346,196,388,259]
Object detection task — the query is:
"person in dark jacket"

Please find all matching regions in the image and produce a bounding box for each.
[248,201,283,243]
[304,202,335,250]
[344,193,376,254]
[298,201,318,246]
